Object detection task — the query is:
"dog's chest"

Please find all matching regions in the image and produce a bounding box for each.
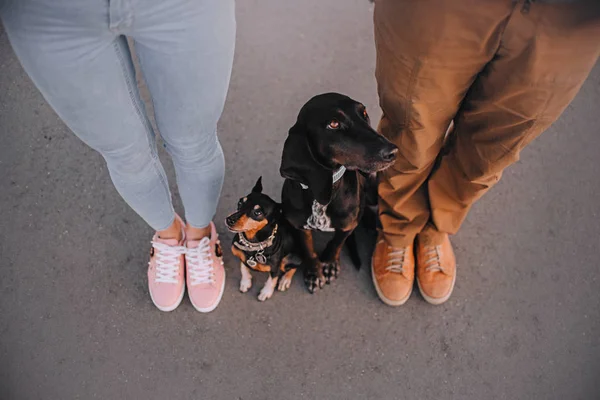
[304,200,335,232]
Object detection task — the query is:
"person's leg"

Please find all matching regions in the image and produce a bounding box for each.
[374,0,515,247]
[128,0,235,312]
[1,0,187,311]
[372,0,514,305]
[130,0,236,240]
[417,0,600,304]
[0,0,177,233]
[428,0,600,236]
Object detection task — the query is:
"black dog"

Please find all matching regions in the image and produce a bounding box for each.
[225,177,302,301]
[280,93,398,293]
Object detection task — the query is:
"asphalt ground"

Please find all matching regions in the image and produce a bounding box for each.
[1,1,599,399]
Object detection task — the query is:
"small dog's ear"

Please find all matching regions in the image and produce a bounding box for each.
[280,123,333,205]
[252,176,263,193]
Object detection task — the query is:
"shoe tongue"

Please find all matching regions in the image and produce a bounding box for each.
[187,237,210,250]
[187,240,200,249]
[156,236,180,247]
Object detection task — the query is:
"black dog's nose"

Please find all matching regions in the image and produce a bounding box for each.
[380,146,398,162]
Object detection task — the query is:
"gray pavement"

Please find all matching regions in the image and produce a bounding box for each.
[1,1,600,399]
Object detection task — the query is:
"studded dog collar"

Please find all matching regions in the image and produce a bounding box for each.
[233,224,279,267]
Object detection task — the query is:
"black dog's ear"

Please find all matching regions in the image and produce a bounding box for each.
[280,123,333,205]
[252,176,263,193]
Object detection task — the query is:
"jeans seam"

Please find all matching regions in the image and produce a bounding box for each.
[112,39,175,219]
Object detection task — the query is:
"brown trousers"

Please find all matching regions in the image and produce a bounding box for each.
[375,0,600,246]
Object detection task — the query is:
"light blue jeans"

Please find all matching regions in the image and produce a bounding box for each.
[1,0,236,231]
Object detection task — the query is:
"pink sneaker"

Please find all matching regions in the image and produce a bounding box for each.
[147,215,186,312]
[185,222,226,313]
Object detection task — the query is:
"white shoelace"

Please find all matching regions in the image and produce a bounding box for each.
[386,246,407,273]
[423,245,443,272]
[151,241,186,283]
[186,237,215,286]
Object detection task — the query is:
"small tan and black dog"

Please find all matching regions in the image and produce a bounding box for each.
[225,177,302,301]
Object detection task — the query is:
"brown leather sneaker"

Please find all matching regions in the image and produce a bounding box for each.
[371,233,415,306]
[416,230,456,305]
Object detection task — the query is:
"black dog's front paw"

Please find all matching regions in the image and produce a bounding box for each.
[304,267,326,294]
[322,261,340,284]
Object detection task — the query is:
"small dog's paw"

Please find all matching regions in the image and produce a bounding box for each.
[258,276,277,301]
[304,271,326,294]
[278,275,293,292]
[239,278,252,293]
[258,285,275,302]
[322,261,340,284]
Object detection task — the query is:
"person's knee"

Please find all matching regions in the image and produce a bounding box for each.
[453,147,515,189]
[103,144,160,183]
[379,107,448,175]
[389,138,441,176]
[166,135,224,171]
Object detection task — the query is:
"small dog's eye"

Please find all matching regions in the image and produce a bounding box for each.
[363,109,369,119]
[327,120,340,130]
[253,209,263,217]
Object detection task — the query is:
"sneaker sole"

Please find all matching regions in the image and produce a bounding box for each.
[371,258,412,306]
[149,284,186,312]
[416,270,457,305]
[188,269,226,313]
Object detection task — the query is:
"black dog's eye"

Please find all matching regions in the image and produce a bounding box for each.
[363,109,369,119]
[237,199,244,209]
[327,120,340,130]
[253,209,263,218]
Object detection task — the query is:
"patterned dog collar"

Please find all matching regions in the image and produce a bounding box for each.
[300,165,346,190]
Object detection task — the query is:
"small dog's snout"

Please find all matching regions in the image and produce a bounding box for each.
[380,146,398,162]
[225,215,237,227]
